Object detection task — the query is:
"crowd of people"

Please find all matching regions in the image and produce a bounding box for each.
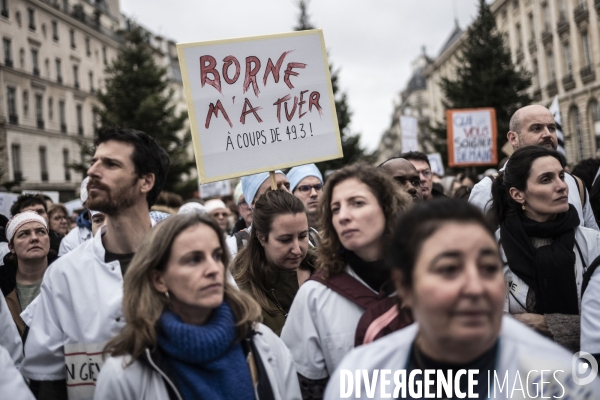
[2,104,600,399]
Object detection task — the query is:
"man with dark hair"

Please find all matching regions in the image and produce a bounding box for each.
[10,194,63,254]
[401,151,445,201]
[378,157,422,203]
[21,128,170,399]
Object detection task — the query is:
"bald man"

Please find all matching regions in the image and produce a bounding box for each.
[469,104,598,230]
[378,158,422,203]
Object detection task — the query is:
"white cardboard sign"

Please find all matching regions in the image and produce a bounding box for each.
[177,30,342,183]
[400,116,419,152]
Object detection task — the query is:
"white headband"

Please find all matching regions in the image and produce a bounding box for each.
[7,211,48,242]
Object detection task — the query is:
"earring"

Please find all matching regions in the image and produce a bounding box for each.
[165,291,170,300]
[522,204,526,211]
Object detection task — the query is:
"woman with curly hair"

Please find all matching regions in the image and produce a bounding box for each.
[281,163,412,399]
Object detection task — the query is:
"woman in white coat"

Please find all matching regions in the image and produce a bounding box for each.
[488,146,600,351]
[325,199,599,399]
[94,213,301,400]
[281,163,412,399]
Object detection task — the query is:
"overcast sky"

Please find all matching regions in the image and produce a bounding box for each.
[120,0,484,152]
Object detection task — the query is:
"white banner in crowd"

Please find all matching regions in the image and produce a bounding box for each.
[177,30,342,183]
[199,180,232,199]
[446,108,498,167]
[0,193,20,217]
[549,95,567,156]
[400,116,419,153]
[427,153,445,177]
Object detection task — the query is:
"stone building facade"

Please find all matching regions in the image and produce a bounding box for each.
[421,0,600,164]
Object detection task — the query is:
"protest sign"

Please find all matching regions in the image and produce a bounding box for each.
[0,193,19,217]
[199,180,232,199]
[427,153,445,177]
[177,30,342,183]
[446,108,497,167]
[400,116,419,152]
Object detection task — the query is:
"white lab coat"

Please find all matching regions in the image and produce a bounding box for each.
[324,316,600,400]
[469,170,599,230]
[20,225,131,399]
[281,267,374,380]
[0,293,22,368]
[94,323,301,400]
[497,226,600,314]
[58,226,92,256]
[0,344,34,399]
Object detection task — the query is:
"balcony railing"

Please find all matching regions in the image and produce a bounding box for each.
[528,39,537,54]
[516,49,524,62]
[8,114,18,125]
[557,13,570,36]
[574,3,589,25]
[33,67,40,76]
[581,65,596,83]
[562,73,576,90]
[37,119,44,129]
[4,59,13,68]
[542,30,553,46]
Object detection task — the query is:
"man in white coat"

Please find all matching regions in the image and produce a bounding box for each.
[20,128,170,400]
[469,104,599,230]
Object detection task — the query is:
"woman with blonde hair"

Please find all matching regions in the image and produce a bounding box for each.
[95,213,301,400]
[281,163,413,399]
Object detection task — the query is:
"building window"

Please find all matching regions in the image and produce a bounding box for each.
[70,29,76,49]
[92,109,98,136]
[63,149,71,181]
[542,3,551,31]
[582,33,593,67]
[39,147,48,182]
[7,87,17,124]
[89,71,94,93]
[59,100,66,133]
[27,8,35,30]
[31,48,39,76]
[77,104,83,135]
[533,60,540,88]
[85,37,91,56]
[529,13,535,41]
[44,58,49,77]
[590,100,600,151]
[570,105,586,160]
[547,51,556,81]
[564,42,572,75]
[35,93,43,129]
[73,64,79,89]
[48,97,53,120]
[11,144,22,181]
[23,90,28,116]
[56,58,62,83]
[3,38,11,67]
[19,48,23,68]
[516,23,522,50]
[52,20,58,41]
[1,0,8,18]
[102,46,107,65]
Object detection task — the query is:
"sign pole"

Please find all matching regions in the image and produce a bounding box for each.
[269,171,277,190]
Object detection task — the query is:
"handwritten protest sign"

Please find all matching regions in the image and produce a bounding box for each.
[400,116,419,152]
[446,108,497,167]
[177,30,342,183]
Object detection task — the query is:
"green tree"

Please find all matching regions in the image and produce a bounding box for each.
[432,0,532,169]
[91,25,195,195]
[294,0,371,174]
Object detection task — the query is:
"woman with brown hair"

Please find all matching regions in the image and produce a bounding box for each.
[281,163,412,399]
[234,190,316,336]
[94,212,301,400]
[47,204,70,236]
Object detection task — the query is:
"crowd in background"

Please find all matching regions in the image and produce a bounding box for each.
[2,105,600,399]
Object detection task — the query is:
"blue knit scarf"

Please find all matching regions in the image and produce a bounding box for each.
[157,303,255,400]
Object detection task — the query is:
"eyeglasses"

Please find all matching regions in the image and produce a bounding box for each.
[296,183,324,194]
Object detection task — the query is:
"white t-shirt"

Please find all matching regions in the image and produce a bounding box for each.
[281,267,374,380]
